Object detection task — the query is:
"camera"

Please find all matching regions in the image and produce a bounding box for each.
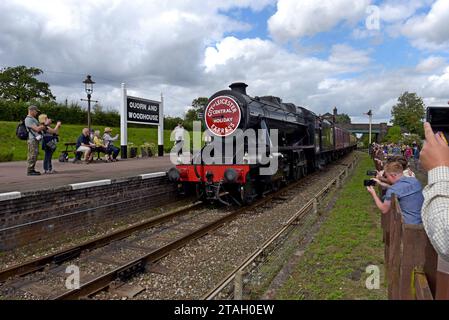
[366,170,377,176]
[35,134,42,141]
[426,107,449,146]
[364,179,377,187]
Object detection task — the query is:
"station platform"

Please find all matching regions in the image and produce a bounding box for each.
[0,156,174,194]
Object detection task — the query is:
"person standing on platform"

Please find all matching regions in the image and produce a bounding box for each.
[24,105,46,176]
[174,123,185,156]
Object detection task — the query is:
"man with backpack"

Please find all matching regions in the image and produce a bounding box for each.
[24,105,46,176]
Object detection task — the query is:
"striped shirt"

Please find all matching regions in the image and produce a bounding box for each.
[422,166,449,262]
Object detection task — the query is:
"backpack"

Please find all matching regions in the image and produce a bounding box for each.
[16,119,29,140]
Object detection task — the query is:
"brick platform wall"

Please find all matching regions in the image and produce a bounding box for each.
[0,175,177,251]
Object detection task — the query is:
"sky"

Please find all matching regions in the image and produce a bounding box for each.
[1,0,449,124]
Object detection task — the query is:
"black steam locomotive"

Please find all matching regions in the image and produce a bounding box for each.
[168,83,356,205]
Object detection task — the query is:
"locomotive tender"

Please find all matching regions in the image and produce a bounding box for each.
[168,83,357,205]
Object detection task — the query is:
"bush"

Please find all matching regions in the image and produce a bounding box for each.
[0,151,13,162]
[0,98,119,126]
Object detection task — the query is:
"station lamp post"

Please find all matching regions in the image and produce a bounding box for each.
[82,75,96,132]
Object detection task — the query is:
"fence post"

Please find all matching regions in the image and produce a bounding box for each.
[400,225,431,299]
[335,176,341,188]
[234,270,243,300]
[388,196,402,299]
[435,257,449,300]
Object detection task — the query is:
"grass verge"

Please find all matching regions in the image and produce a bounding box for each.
[275,152,387,300]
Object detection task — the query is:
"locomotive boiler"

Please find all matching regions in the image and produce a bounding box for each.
[168,83,356,205]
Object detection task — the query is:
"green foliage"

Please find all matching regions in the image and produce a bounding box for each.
[192,97,209,110]
[360,133,374,146]
[335,113,351,124]
[0,66,55,102]
[164,116,187,131]
[0,151,13,162]
[139,142,157,157]
[383,125,402,144]
[0,98,118,126]
[183,97,209,131]
[91,104,120,127]
[391,92,425,137]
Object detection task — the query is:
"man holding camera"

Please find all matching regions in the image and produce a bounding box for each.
[420,122,449,261]
[25,105,46,176]
[366,161,423,224]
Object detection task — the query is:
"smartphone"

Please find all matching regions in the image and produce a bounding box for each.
[364,179,376,187]
[426,107,449,145]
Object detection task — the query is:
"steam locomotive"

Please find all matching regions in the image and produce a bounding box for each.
[168,83,357,205]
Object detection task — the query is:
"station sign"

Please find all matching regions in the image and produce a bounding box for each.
[127,96,160,125]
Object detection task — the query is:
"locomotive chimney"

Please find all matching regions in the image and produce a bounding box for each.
[229,82,248,95]
[333,107,337,124]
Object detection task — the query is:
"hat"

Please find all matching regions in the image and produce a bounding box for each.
[28,105,40,112]
[104,127,112,133]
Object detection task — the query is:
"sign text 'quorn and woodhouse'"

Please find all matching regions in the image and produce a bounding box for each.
[127,96,160,125]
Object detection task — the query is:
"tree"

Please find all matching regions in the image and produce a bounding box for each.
[0,66,55,102]
[383,125,402,144]
[391,92,425,137]
[335,113,351,124]
[185,97,209,124]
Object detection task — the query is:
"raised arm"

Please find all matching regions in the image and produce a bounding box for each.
[420,122,449,260]
[46,122,62,135]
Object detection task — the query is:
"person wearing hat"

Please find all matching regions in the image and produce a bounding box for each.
[103,127,120,161]
[25,105,46,176]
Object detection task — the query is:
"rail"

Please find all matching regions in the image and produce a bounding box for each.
[381,196,449,300]
[0,201,203,282]
[203,156,358,300]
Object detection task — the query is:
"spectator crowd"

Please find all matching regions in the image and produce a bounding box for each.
[366,123,449,262]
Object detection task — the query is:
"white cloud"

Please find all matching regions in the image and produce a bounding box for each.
[401,0,449,50]
[328,44,372,67]
[203,36,449,122]
[268,0,369,42]
[416,56,447,73]
[0,0,274,116]
[378,0,432,23]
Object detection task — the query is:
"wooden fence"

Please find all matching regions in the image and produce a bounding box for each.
[381,196,449,300]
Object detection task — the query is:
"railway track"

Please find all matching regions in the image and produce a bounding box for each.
[0,202,203,296]
[0,154,357,300]
[0,180,299,299]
